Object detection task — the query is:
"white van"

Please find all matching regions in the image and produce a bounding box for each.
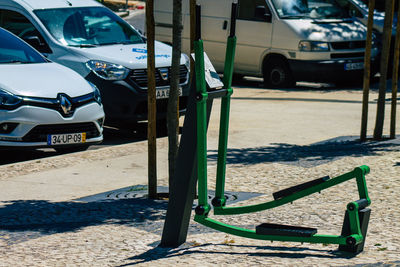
[0,0,190,126]
[154,0,379,87]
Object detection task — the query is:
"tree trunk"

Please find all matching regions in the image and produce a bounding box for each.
[146,0,157,199]
[167,0,183,185]
[390,3,400,139]
[360,0,375,142]
[374,0,395,140]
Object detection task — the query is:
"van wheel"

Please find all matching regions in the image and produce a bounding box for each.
[264,58,295,88]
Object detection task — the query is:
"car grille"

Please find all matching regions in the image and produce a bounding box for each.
[331,52,365,59]
[22,122,100,142]
[129,65,189,88]
[331,41,366,50]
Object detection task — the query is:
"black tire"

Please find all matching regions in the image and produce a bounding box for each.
[55,145,89,154]
[264,58,295,88]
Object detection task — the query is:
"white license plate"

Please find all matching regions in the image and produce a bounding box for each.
[47,133,86,145]
[156,87,183,99]
[344,62,364,70]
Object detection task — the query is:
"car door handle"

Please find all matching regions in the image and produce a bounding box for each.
[223,20,228,30]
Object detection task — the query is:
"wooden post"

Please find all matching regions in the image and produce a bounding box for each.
[360,0,376,142]
[390,3,400,139]
[146,0,157,199]
[374,0,395,140]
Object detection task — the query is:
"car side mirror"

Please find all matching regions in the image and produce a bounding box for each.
[23,35,42,50]
[255,6,272,23]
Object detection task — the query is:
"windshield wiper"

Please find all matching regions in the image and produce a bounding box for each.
[69,44,98,48]
[280,15,308,19]
[98,41,143,46]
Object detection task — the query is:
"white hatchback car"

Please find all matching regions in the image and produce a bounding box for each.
[0,27,104,152]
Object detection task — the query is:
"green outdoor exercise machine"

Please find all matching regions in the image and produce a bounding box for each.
[161,3,371,254]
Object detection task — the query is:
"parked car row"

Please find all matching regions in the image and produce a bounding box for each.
[154,0,380,88]
[0,0,392,153]
[0,0,189,151]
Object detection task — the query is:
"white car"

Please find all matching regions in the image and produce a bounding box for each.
[0,0,190,127]
[0,27,104,152]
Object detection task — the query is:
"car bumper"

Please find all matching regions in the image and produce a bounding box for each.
[85,72,190,125]
[288,58,379,83]
[0,103,104,148]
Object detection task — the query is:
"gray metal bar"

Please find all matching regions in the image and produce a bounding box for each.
[160,77,214,247]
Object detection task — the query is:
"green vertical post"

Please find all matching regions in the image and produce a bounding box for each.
[214,3,238,206]
[355,166,371,204]
[194,6,208,208]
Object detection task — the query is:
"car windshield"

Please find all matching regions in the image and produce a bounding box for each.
[271,0,350,19]
[0,28,46,64]
[354,0,385,12]
[34,7,144,47]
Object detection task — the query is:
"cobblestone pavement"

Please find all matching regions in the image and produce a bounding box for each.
[1,138,400,266]
[1,88,400,266]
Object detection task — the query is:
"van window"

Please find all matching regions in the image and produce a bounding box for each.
[238,0,271,21]
[34,7,144,47]
[0,9,52,53]
[271,0,349,19]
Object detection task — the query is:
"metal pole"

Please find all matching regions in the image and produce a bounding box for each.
[390,2,400,139]
[360,0,375,142]
[190,0,196,82]
[146,0,157,199]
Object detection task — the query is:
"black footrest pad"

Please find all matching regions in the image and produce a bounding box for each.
[273,176,330,200]
[256,223,318,237]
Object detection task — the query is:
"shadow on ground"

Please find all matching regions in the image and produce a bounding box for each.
[119,242,361,266]
[0,186,260,245]
[208,136,400,168]
[0,197,168,245]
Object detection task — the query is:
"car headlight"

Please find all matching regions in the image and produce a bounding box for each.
[0,88,22,110]
[88,82,102,105]
[298,41,330,52]
[183,53,190,70]
[86,60,130,81]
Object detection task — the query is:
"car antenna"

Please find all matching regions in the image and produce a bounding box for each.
[65,0,72,6]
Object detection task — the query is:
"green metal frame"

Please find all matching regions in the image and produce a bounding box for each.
[192,3,371,249]
[195,166,370,245]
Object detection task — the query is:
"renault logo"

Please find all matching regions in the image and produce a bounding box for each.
[158,68,169,81]
[58,94,73,116]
